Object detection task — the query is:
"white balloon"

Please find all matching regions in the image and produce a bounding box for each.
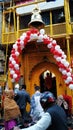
[65,76,72,83]
[15,51,19,56]
[9,56,13,61]
[64,61,69,67]
[37,34,43,42]
[65,80,69,84]
[56,57,61,62]
[55,45,60,50]
[40,29,45,35]
[13,44,18,49]
[37,39,43,42]
[10,70,15,75]
[22,32,26,37]
[62,70,67,75]
[20,35,25,40]
[20,40,24,44]
[13,74,17,79]
[61,59,66,64]
[30,34,38,40]
[43,34,48,39]
[62,54,67,59]
[59,68,62,72]
[33,34,38,39]
[52,40,56,45]
[69,84,73,90]
[67,72,71,77]
[58,48,62,53]
[47,43,52,48]
[38,34,44,40]
[12,60,16,65]
[14,64,19,69]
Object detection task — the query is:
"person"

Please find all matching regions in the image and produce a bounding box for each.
[63,94,72,116]
[30,85,44,122]
[44,72,52,91]
[4,89,21,130]
[14,84,31,124]
[0,90,5,119]
[39,74,45,92]
[14,84,20,95]
[57,94,72,117]
[20,91,68,130]
[56,95,69,116]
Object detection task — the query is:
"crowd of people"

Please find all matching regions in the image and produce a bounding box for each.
[0,80,72,130]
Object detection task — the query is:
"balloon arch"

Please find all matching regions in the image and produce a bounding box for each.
[9,28,73,90]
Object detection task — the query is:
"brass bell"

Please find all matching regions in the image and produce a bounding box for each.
[28,6,45,29]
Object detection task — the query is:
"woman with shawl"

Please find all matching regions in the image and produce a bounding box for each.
[4,89,21,130]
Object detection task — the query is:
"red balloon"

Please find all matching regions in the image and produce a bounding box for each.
[62,75,67,80]
[24,38,28,45]
[17,39,20,42]
[30,28,38,34]
[58,63,64,68]
[10,74,13,78]
[17,47,22,53]
[43,39,51,45]
[50,47,55,53]
[14,57,19,64]
[56,61,61,65]
[26,31,31,36]
[17,42,21,47]
[12,54,16,59]
[15,70,20,75]
[15,77,19,82]
[9,63,14,69]
[11,49,15,54]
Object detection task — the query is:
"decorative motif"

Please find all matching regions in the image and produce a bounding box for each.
[9,28,73,90]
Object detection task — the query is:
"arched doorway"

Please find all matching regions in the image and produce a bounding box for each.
[39,70,57,98]
[29,61,65,97]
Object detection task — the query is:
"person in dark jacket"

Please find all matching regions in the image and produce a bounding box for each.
[14,84,31,124]
[20,91,68,130]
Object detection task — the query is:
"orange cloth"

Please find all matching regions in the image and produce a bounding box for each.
[4,90,21,121]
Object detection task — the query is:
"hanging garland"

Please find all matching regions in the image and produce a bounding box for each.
[9,28,73,90]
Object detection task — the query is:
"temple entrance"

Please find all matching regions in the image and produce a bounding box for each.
[39,70,57,98]
[29,61,65,97]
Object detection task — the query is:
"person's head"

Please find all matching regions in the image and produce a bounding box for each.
[46,72,49,76]
[15,84,19,89]
[40,91,55,110]
[21,84,26,90]
[58,95,63,100]
[4,89,14,99]
[34,86,40,91]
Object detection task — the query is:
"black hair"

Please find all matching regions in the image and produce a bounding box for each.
[35,86,40,90]
[22,84,26,90]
